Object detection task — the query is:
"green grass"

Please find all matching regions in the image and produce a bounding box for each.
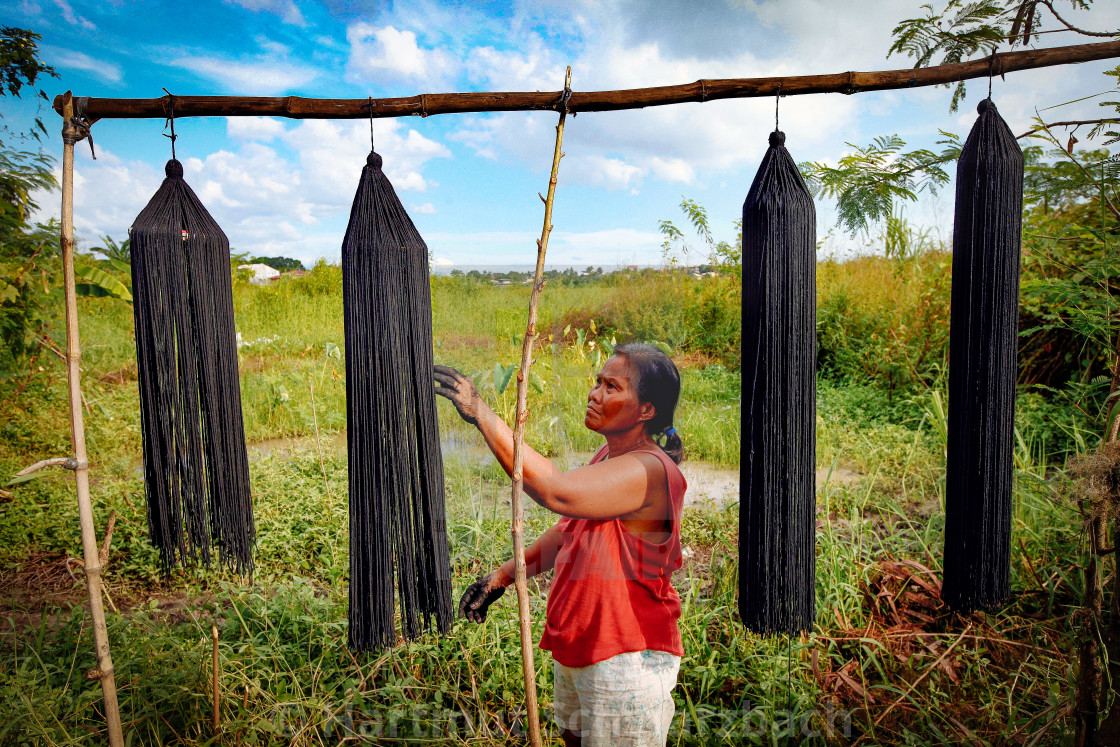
[0,267,1091,745]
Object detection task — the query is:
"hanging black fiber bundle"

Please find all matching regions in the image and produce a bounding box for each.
[739,131,816,636]
[343,150,453,651]
[129,158,255,576]
[942,99,1023,612]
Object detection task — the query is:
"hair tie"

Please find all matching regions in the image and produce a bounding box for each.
[665,427,676,436]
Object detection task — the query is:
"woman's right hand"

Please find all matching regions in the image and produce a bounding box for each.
[434,365,486,427]
[458,572,508,623]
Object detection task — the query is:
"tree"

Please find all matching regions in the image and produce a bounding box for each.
[250,255,306,272]
[0,26,57,144]
[658,197,742,268]
[890,0,1120,112]
[90,236,130,263]
[0,27,59,377]
[797,2,1119,237]
[800,133,962,234]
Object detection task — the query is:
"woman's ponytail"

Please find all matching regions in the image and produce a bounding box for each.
[656,424,684,465]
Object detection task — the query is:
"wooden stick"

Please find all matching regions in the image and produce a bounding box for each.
[212,625,221,739]
[53,39,1120,121]
[14,456,72,475]
[508,65,571,747]
[1017,118,1120,139]
[60,94,125,747]
[1074,516,1105,745]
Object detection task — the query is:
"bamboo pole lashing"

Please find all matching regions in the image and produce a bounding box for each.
[508,65,571,747]
[52,39,1120,121]
[60,94,125,747]
[15,456,79,475]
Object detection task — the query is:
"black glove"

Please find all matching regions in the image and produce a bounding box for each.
[433,365,485,427]
[459,574,507,623]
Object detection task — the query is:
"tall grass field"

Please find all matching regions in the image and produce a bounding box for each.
[0,257,1095,745]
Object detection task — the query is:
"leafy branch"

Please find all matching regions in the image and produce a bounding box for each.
[658,197,742,267]
[889,1,1117,112]
[799,133,963,235]
[0,26,58,144]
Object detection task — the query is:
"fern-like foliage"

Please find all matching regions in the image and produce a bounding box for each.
[658,197,742,267]
[1094,64,1120,145]
[888,1,1112,112]
[799,132,963,235]
[889,1,1014,111]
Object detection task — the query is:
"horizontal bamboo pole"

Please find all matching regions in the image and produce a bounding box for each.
[53,39,1120,121]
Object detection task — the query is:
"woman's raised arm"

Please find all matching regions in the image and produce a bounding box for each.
[433,365,658,519]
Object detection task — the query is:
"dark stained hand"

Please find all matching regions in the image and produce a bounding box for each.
[458,574,507,623]
[433,365,484,427]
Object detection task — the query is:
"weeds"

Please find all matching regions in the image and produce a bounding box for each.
[0,265,1093,744]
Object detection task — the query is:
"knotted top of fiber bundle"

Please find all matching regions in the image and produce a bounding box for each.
[133,158,227,244]
[744,130,814,216]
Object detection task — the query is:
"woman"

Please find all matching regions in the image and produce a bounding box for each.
[433,343,687,747]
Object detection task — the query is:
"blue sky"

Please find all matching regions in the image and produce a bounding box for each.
[4,0,1119,268]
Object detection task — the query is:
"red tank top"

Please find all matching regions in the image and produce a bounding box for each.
[539,445,687,667]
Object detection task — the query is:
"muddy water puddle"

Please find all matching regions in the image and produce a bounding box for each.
[136,431,861,508]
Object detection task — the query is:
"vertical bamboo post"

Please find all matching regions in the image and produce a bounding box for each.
[60,95,125,747]
[509,66,571,747]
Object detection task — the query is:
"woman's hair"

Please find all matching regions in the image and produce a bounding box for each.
[613,343,684,464]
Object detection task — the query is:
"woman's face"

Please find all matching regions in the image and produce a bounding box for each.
[585,355,653,434]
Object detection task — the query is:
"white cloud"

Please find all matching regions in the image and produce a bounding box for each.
[649,156,695,184]
[45,120,453,266]
[345,23,458,86]
[225,0,305,26]
[451,19,859,192]
[44,47,123,85]
[255,35,291,56]
[170,57,318,94]
[412,202,437,214]
[281,119,450,208]
[34,147,165,246]
[52,0,95,30]
[569,155,645,192]
[227,117,288,142]
[465,40,560,92]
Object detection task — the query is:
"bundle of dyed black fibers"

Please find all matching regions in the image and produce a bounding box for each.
[129,158,255,576]
[942,99,1023,612]
[343,150,453,651]
[739,131,817,636]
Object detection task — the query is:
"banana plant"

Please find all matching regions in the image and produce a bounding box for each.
[74,258,132,302]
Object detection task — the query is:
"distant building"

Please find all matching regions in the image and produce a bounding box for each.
[276,270,311,281]
[239,263,281,285]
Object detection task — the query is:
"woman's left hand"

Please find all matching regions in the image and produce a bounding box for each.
[433,365,485,427]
